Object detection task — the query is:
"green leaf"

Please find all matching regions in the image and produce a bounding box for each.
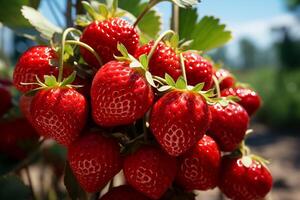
[165,73,176,86]
[117,43,129,57]
[0,175,31,200]
[44,75,57,86]
[61,71,77,86]
[179,8,232,51]
[145,71,157,88]
[170,33,180,48]
[179,8,198,40]
[64,162,88,200]
[21,6,62,40]
[175,76,186,89]
[139,54,148,70]
[119,0,162,42]
[0,0,40,28]
[192,82,205,92]
[191,16,232,51]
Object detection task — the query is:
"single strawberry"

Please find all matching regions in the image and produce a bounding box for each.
[31,87,87,146]
[99,185,150,200]
[0,86,12,117]
[91,60,154,127]
[80,18,139,67]
[0,118,39,160]
[19,95,33,123]
[183,52,213,90]
[13,46,59,93]
[219,155,273,200]
[68,132,122,193]
[214,69,235,90]
[134,41,181,80]
[221,87,262,116]
[150,90,210,156]
[175,135,221,191]
[208,101,249,152]
[123,146,177,199]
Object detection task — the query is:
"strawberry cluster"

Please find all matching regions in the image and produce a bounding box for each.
[7,1,273,199]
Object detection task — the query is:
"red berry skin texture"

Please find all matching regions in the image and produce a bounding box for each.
[68,133,122,193]
[208,102,249,152]
[31,88,87,147]
[13,46,58,93]
[219,156,273,200]
[176,135,221,191]
[135,41,181,80]
[19,95,34,123]
[80,18,139,67]
[214,69,235,91]
[183,52,213,90]
[221,87,262,116]
[91,61,154,127]
[150,91,210,156]
[0,86,12,117]
[124,146,177,199]
[0,118,39,160]
[99,185,150,200]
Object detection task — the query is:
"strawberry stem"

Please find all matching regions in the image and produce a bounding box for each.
[212,75,221,98]
[133,0,159,27]
[179,53,187,86]
[65,40,103,66]
[58,28,82,82]
[147,30,175,63]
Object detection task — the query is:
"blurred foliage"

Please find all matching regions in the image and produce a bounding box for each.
[286,0,300,9]
[0,0,40,28]
[236,68,300,129]
[0,175,31,200]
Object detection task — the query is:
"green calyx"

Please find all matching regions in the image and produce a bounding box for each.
[77,0,126,26]
[115,43,157,88]
[23,72,80,96]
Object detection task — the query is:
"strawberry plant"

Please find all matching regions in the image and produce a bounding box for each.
[0,0,273,199]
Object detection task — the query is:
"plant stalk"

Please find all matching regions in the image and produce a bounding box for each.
[134,0,160,27]
[171,4,180,33]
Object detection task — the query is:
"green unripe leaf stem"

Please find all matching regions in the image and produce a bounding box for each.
[212,75,221,98]
[179,53,187,86]
[65,40,103,67]
[147,30,175,63]
[58,28,82,83]
[133,0,160,27]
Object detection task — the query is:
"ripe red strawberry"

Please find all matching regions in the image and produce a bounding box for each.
[13,46,59,93]
[19,95,33,123]
[208,102,249,152]
[0,86,12,117]
[150,91,210,156]
[91,61,154,127]
[219,156,273,200]
[0,118,39,160]
[68,132,122,193]
[175,135,221,191]
[80,18,139,67]
[123,146,177,199]
[221,87,262,116]
[99,185,150,200]
[183,52,213,90]
[214,69,235,90]
[135,41,181,80]
[31,88,87,146]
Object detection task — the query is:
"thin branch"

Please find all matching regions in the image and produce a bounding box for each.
[171,4,180,33]
[66,0,73,27]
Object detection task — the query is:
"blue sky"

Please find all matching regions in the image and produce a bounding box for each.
[1,0,297,57]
